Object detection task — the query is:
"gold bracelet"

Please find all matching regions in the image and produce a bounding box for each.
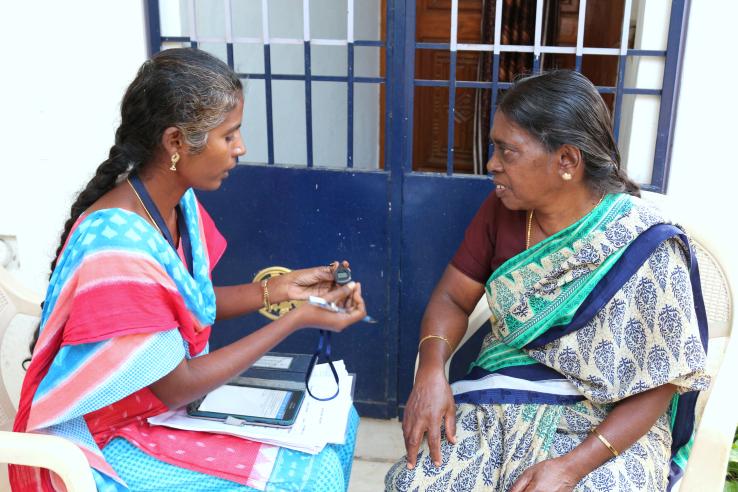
[592,428,619,457]
[418,334,453,353]
[261,278,271,311]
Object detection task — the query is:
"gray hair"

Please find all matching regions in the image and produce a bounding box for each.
[498,70,640,197]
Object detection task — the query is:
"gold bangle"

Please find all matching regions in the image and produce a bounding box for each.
[261,278,271,311]
[418,334,453,353]
[592,428,619,457]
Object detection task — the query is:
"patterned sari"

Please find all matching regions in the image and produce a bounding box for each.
[11,189,357,492]
[386,194,710,491]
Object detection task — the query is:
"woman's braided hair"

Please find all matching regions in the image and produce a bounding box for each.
[24,48,242,364]
[498,69,640,197]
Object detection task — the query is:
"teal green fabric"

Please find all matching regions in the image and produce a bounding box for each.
[473,194,634,373]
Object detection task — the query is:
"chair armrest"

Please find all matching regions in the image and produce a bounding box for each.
[444,296,491,377]
[413,296,491,379]
[0,431,97,492]
[679,328,738,491]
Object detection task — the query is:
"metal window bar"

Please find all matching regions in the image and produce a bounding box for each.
[347,0,355,168]
[575,0,587,71]
[446,0,459,175]
[148,0,386,169]
[411,0,688,193]
[612,0,634,143]
[302,0,314,168]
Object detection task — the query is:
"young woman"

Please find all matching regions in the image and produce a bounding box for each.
[13,48,366,491]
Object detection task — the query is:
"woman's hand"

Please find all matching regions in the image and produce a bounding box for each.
[272,261,349,303]
[402,365,457,469]
[292,281,367,332]
[508,457,581,492]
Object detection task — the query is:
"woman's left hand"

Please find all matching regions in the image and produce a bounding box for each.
[508,457,581,492]
[273,261,348,303]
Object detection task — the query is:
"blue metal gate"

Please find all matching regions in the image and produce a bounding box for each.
[146,0,689,418]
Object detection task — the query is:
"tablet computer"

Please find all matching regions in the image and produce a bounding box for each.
[186,380,305,428]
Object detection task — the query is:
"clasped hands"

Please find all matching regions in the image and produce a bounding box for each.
[403,366,581,492]
[271,261,367,332]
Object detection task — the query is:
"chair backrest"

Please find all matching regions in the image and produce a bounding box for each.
[0,266,42,490]
[0,266,42,430]
[689,237,732,423]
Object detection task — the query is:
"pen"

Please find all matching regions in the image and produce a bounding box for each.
[307,296,377,324]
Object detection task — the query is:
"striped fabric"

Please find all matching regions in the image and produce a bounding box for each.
[8,189,266,491]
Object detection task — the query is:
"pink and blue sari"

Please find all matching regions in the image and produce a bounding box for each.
[12,189,357,492]
[386,194,710,491]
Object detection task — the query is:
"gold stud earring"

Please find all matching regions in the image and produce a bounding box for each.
[562,172,572,181]
[169,152,180,171]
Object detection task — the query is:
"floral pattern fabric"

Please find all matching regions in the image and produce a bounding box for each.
[386,213,709,491]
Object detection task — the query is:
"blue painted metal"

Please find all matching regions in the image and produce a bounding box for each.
[263,44,275,164]
[160,36,190,42]
[235,74,384,84]
[197,166,394,417]
[378,0,415,416]
[347,42,355,168]
[303,41,314,167]
[628,49,667,57]
[446,50,458,175]
[417,42,449,50]
[651,0,690,193]
[226,43,234,69]
[144,0,162,57]
[354,40,385,47]
[398,174,492,408]
[612,55,627,143]
[487,53,501,161]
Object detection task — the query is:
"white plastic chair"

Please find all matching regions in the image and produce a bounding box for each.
[0,265,96,492]
[414,229,736,491]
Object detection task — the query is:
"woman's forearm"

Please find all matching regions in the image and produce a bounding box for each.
[417,294,472,371]
[416,266,485,374]
[562,383,677,480]
[149,309,302,408]
[213,283,263,320]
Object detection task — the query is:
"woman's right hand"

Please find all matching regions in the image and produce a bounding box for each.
[292,281,367,332]
[402,365,457,469]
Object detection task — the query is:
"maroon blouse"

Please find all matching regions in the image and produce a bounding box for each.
[450,192,527,284]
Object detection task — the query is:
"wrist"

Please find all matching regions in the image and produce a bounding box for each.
[263,275,288,306]
[281,307,305,333]
[416,358,447,377]
[558,444,595,481]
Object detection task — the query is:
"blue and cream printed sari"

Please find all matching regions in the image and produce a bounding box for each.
[386,194,710,491]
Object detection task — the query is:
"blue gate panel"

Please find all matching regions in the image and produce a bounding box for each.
[398,173,492,407]
[196,165,396,418]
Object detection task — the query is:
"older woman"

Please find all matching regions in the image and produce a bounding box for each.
[385,70,709,491]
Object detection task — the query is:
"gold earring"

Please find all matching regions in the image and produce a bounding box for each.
[562,172,572,181]
[169,152,180,171]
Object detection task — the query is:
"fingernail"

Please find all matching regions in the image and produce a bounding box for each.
[347,281,356,289]
[434,461,440,467]
[406,463,414,470]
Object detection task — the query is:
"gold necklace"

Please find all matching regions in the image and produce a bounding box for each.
[526,194,605,250]
[126,178,164,236]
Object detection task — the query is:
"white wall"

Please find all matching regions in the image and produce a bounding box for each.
[0,0,736,308]
[0,1,148,292]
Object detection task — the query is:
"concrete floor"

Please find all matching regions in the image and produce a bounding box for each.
[348,417,405,491]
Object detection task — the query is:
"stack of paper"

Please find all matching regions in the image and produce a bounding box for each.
[148,361,354,454]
